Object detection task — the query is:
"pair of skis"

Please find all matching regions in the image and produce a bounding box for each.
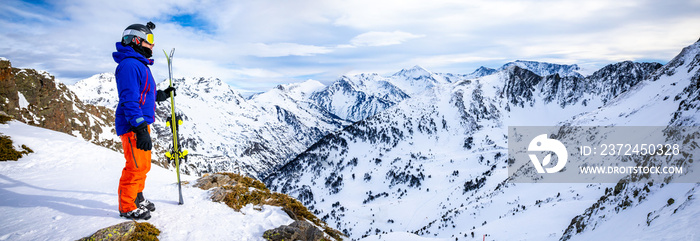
[163,49,185,205]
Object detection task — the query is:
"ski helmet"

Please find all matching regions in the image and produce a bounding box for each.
[121,21,156,46]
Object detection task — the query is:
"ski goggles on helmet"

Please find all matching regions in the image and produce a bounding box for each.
[122,29,154,44]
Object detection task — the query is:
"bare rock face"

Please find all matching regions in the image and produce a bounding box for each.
[193,173,240,202]
[0,59,119,152]
[262,220,326,241]
[193,173,238,190]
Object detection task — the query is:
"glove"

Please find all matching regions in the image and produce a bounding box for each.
[156,86,176,102]
[132,122,152,151]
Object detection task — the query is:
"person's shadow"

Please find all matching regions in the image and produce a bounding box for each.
[0,174,118,217]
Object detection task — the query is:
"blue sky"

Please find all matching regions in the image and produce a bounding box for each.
[2,0,700,95]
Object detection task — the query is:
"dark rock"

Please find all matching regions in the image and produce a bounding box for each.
[193,173,237,190]
[263,220,326,241]
[0,59,118,152]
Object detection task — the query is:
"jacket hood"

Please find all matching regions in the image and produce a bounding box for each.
[112,42,154,65]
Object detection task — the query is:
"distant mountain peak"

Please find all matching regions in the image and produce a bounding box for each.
[465,66,498,79]
[179,76,224,86]
[499,60,583,78]
[392,65,432,79]
[466,60,584,80]
[272,79,326,100]
[475,66,496,72]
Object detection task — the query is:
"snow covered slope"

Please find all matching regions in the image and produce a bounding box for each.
[68,73,119,109]
[0,121,293,241]
[265,40,699,240]
[557,40,700,241]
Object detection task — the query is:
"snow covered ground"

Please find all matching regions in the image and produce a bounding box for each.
[0,121,293,241]
[360,232,451,241]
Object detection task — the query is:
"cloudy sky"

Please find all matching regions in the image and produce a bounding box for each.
[2,0,699,95]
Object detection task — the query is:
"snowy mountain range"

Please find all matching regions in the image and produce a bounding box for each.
[309,61,586,123]
[66,60,589,179]
[500,60,584,78]
[264,41,700,241]
[466,60,586,79]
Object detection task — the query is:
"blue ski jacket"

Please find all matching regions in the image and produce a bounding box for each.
[112,42,156,136]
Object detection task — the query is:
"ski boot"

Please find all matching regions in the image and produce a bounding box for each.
[120,206,151,220]
[136,192,156,212]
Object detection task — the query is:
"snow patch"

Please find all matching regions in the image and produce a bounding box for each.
[359,232,451,241]
[17,92,29,109]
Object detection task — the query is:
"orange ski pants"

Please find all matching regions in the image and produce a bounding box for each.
[118,126,152,213]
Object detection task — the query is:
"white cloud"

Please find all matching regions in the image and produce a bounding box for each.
[2,0,700,92]
[245,43,334,57]
[350,31,424,47]
[408,54,506,67]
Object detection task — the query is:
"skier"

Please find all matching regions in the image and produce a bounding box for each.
[112,21,175,220]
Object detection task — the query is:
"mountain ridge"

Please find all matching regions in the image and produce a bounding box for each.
[66,58,663,180]
[263,42,694,240]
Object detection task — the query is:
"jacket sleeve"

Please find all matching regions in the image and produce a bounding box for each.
[115,60,145,128]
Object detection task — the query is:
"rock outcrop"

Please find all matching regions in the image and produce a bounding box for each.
[0,59,119,151]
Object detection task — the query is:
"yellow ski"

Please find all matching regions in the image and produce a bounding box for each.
[163,48,185,205]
